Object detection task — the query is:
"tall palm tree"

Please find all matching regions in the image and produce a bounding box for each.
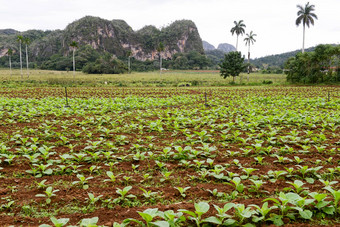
[296,2,318,53]
[7,48,13,77]
[16,35,24,79]
[23,37,30,78]
[69,41,78,79]
[157,42,164,75]
[230,20,246,51]
[244,31,257,82]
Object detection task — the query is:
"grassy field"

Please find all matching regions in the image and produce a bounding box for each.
[0,69,287,87]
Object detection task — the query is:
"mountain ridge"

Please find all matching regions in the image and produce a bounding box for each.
[0,16,204,62]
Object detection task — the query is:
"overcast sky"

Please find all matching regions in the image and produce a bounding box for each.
[1,0,339,58]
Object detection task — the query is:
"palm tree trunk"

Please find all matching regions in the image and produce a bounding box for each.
[236,35,239,51]
[302,24,305,53]
[128,56,131,74]
[19,41,23,79]
[73,49,75,79]
[9,56,12,77]
[247,43,250,82]
[26,44,29,78]
[159,52,162,75]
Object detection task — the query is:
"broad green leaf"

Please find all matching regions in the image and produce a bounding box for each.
[299,210,312,219]
[203,216,222,225]
[194,201,210,215]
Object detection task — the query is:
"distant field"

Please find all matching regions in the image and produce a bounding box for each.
[0,69,287,87]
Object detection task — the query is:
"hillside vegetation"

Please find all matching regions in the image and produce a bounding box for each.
[0,16,205,72]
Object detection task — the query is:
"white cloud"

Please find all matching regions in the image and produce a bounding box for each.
[0,0,339,58]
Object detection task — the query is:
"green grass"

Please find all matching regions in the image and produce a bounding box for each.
[0,69,287,87]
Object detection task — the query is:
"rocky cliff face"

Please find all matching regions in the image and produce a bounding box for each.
[203,41,236,54]
[0,16,204,61]
[202,41,215,51]
[217,43,236,53]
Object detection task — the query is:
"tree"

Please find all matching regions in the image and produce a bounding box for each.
[230,20,246,51]
[16,35,24,79]
[296,2,318,53]
[7,48,13,77]
[219,51,246,82]
[285,44,340,83]
[157,42,164,75]
[23,37,31,78]
[69,41,78,79]
[244,31,257,81]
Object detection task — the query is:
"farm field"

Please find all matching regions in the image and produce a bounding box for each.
[0,86,340,226]
[0,69,286,87]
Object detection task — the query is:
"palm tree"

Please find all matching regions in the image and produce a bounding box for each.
[230,20,246,51]
[69,41,78,79]
[296,2,318,53]
[157,42,164,75]
[244,31,257,82]
[7,48,13,77]
[16,35,24,79]
[23,37,30,78]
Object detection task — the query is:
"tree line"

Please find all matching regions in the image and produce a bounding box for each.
[218,2,340,85]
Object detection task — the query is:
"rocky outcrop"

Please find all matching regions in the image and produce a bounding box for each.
[0,16,204,61]
[217,43,236,53]
[203,41,215,51]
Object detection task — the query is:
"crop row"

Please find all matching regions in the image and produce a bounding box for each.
[0,86,339,226]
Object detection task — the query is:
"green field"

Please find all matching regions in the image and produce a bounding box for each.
[0,69,287,87]
[0,71,340,226]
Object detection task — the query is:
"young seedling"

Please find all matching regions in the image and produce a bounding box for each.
[114,186,136,204]
[36,186,59,204]
[179,202,210,227]
[234,203,257,225]
[157,210,186,227]
[72,174,93,190]
[139,188,158,199]
[175,186,191,198]
[241,167,258,179]
[250,202,272,223]
[36,179,48,189]
[86,193,103,205]
[207,188,225,198]
[39,216,70,227]
[286,180,309,194]
[124,208,160,227]
[160,171,172,182]
[226,177,245,193]
[203,203,235,225]
[78,217,99,227]
[249,179,267,193]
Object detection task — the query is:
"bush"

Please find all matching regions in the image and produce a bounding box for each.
[285,44,340,84]
[83,56,127,74]
[262,80,273,84]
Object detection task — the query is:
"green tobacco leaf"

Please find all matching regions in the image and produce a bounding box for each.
[203,216,222,225]
[323,206,335,215]
[268,215,284,226]
[299,210,312,219]
[151,221,169,227]
[222,219,236,226]
[195,202,210,215]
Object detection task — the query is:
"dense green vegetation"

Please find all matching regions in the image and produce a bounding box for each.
[251,46,318,70]
[285,44,340,84]
[0,17,206,72]
[219,51,246,82]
